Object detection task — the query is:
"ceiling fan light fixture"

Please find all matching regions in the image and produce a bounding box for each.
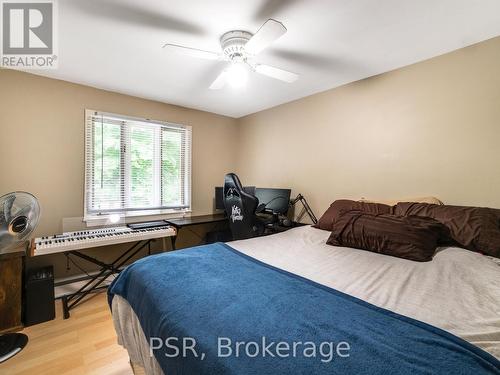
[220,30,252,61]
[226,63,248,88]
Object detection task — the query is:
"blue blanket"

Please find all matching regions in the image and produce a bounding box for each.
[108,243,500,374]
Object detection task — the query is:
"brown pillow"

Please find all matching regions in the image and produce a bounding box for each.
[395,202,500,258]
[490,208,500,228]
[314,200,393,231]
[327,211,447,262]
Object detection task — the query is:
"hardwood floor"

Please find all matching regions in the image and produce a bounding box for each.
[0,292,133,375]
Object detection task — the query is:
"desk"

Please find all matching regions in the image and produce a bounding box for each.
[165,214,309,249]
[165,214,227,249]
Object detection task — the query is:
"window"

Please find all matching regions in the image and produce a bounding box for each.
[84,110,191,220]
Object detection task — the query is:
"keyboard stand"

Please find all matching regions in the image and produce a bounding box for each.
[61,239,153,319]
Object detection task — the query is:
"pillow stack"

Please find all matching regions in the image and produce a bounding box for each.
[317,199,500,261]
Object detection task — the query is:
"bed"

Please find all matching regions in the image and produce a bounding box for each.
[109,226,500,374]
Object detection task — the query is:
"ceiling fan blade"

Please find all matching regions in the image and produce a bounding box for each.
[245,19,287,55]
[209,70,227,90]
[253,0,300,21]
[255,64,298,83]
[163,43,221,60]
[70,0,204,35]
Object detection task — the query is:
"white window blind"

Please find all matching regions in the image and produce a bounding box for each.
[84,110,191,219]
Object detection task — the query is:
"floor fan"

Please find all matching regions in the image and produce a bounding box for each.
[0,192,40,363]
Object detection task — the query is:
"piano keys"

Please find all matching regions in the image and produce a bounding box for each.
[31,225,176,256]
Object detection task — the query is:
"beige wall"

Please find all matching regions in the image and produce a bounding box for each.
[0,70,238,276]
[236,36,500,220]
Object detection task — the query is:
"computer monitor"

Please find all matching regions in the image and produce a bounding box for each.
[215,186,256,210]
[254,188,291,215]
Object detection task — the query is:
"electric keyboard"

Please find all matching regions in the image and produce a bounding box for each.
[31,225,176,256]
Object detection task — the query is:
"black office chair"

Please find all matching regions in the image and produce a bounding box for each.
[223,173,264,240]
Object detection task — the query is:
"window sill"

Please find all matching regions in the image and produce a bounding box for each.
[84,209,192,227]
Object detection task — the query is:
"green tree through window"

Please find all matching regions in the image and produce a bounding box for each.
[85,111,191,218]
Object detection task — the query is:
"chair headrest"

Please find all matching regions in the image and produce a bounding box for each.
[224,173,243,191]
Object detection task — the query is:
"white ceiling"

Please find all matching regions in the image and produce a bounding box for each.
[32,0,500,118]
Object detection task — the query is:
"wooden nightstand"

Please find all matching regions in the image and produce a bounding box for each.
[0,246,25,333]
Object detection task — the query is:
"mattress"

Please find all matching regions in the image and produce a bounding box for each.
[112,226,500,374]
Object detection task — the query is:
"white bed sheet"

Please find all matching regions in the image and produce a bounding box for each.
[112,226,500,374]
[231,226,500,358]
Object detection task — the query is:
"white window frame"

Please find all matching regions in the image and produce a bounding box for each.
[84,109,192,223]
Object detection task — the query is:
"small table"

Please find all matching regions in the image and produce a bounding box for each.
[0,246,25,333]
[165,214,227,250]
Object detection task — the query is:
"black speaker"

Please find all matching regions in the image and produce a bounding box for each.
[24,266,55,326]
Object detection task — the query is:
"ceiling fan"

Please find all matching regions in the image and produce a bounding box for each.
[163,19,299,89]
